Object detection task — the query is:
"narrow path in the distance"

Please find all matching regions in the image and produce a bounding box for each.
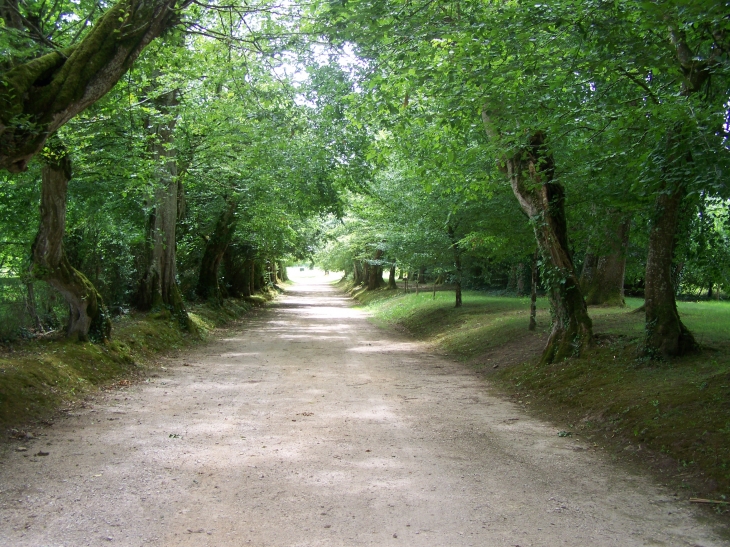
[0,276,726,546]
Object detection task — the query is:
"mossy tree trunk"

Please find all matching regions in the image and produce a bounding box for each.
[31,141,111,341]
[0,0,186,173]
[135,89,190,327]
[197,199,237,301]
[581,215,631,307]
[483,113,592,364]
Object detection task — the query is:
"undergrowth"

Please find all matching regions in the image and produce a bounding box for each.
[346,279,730,501]
[0,295,269,430]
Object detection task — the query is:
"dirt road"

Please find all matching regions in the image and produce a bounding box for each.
[0,276,726,546]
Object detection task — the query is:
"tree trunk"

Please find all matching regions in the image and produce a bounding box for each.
[223,245,252,298]
[367,250,384,290]
[644,183,697,357]
[387,264,397,289]
[253,261,264,291]
[580,252,598,291]
[0,0,185,172]
[196,199,237,301]
[31,143,111,341]
[516,262,525,296]
[529,248,538,331]
[353,261,364,285]
[24,278,43,332]
[447,225,463,308]
[582,216,631,307]
[641,23,708,357]
[279,262,289,282]
[135,90,190,327]
[482,115,592,363]
[0,0,23,33]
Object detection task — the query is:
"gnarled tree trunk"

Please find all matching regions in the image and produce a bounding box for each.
[483,114,592,363]
[197,199,237,301]
[0,0,186,172]
[135,89,190,327]
[31,142,111,341]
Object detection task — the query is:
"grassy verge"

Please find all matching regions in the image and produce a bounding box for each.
[347,280,730,505]
[0,295,269,431]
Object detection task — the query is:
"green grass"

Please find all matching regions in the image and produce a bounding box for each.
[361,288,551,358]
[348,281,730,500]
[0,296,267,430]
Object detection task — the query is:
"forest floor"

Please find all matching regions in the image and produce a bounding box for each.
[0,273,728,546]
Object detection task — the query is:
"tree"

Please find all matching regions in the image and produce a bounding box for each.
[31,137,111,341]
[0,0,188,172]
[316,0,730,361]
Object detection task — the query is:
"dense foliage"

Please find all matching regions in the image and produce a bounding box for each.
[0,0,728,359]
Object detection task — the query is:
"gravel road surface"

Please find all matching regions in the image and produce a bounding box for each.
[0,275,726,546]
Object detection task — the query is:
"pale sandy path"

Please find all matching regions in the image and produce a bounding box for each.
[0,276,726,546]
